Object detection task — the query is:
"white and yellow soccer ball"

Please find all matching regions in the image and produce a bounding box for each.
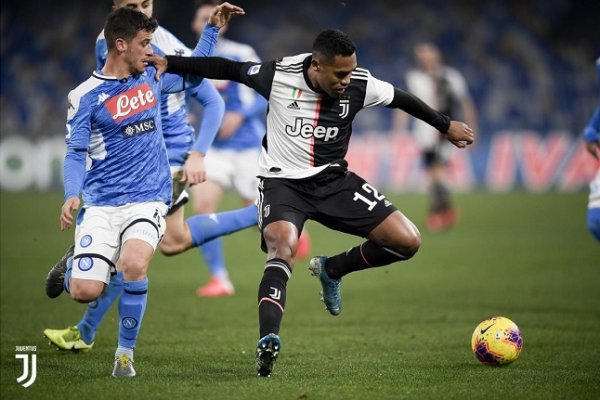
[471,316,523,365]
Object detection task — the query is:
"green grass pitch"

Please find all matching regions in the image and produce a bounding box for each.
[1,190,599,399]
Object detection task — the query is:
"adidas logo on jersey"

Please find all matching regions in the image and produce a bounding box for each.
[287,101,300,110]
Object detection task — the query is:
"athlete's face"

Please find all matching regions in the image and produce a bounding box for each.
[123,29,154,75]
[114,0,154,18]
[310,53,357,98]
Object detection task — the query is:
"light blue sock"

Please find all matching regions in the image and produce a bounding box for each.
[76,272,124,345]
[118,278,148,350]
[186,204,258,247]
[200,239,227,280]
[63,257,73,293]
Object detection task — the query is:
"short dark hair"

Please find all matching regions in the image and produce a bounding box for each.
[312,29,356,63]
[104,7,158,51]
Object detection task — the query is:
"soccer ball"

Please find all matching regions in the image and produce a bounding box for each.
[471,316,523,365]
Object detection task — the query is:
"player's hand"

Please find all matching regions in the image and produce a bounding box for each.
[182,151,207,185]
[218,111,244,139]
[60,197,80,231]
[444,120,475,148]
[585,141,599,161]
[148,54,168,81]
[209,2,245,28]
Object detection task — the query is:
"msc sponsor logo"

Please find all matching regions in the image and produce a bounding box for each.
[122,118,156,138]
[105,83,157,122]
[285,118,339,142]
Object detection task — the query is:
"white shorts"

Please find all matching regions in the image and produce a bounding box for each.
[71,202,167,284]
[205,147,260,200]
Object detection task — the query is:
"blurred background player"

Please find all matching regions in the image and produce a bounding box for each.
[190,0,311,297]
[583,58,600,242]
[44,1,251,355]
[392,42,478,231]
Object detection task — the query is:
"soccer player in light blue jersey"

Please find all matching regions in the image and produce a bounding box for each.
[190,0,311,297]
[583,58,600,242]
[57,7,187,378]
[44,0,246,376]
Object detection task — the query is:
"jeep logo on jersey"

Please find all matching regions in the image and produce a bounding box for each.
[285,118,339,142]
[122,118,156,137]
[105,83,156,122]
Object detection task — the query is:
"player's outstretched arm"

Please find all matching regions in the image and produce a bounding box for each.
[149,54,245,84]
[388,87,475,148]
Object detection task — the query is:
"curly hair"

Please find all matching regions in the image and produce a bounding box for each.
[312,29,356,64]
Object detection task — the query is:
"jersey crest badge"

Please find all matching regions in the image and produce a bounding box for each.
[339,99,349,119]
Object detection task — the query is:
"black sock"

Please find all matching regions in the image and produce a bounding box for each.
[325,240,411,280]
[257,258,291,338]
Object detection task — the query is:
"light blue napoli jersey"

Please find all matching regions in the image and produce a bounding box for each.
[210,37,266,150]
[95,25,220,165]
[64,67,192,206]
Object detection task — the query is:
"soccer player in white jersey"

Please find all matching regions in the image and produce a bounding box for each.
[583,58,600,242]
[189,1,312,297]
[44,1,244,376]
[150,29,475,377]
[392,42,478,231]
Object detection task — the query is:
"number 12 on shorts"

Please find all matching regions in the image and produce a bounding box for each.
[353,183,385,211]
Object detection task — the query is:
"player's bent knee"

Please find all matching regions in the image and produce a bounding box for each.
[118,254,150,279]
[409,231,422,254]
[159,227,192,256]
[264,235,296,261]
[397,230,422,259]
[158,240,186,256]
[69,280,104,303]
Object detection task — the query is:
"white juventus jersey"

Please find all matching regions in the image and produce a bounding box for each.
[239,53,395,179]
